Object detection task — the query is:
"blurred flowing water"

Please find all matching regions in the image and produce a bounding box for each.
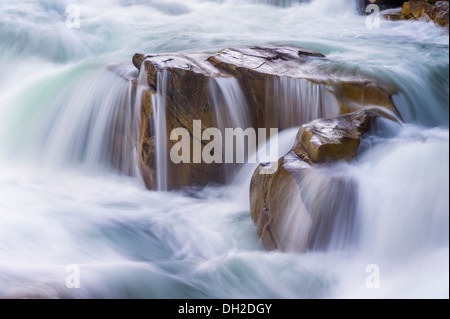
[0,0,448,298]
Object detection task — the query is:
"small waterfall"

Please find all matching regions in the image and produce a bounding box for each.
[293,167,359,252]
[355,126,449,257]
[267,77,340,130]
[153,70,169,191]
[207,76,341,184]
[232,127,300,204]
[2,63,141,176]
[209,76,251,181]
[376,47,449,128]
[392,87,449,128]
[210,76,250,132]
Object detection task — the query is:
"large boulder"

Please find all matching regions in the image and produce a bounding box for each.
[132,46,398,190]
[134,53,227,189]
[206,47,397,127]
[250,109,391,252]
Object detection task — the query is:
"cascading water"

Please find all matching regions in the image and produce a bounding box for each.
[0,0,448,299]
[153,70,169,192]
[209,76,252,179]
[210,77,250,132]
[268,77,340,129]
[0,61,140,176]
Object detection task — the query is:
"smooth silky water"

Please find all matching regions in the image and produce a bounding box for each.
[0,0,448,298]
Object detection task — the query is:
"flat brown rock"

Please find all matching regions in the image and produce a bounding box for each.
[297,110,377,162]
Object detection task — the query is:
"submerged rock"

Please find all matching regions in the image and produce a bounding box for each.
[132,46,399,190]
[382,8,404,20]
[250,109,394,252]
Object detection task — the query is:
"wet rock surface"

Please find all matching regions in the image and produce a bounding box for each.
[132,46,398,190]
[296,109,379,162]
[383,0,449,27]
[250,109,394,252]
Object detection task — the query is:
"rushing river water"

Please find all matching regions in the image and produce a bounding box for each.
[0,0,448,298]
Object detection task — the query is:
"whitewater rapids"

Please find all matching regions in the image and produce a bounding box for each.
[0,0,448,298]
